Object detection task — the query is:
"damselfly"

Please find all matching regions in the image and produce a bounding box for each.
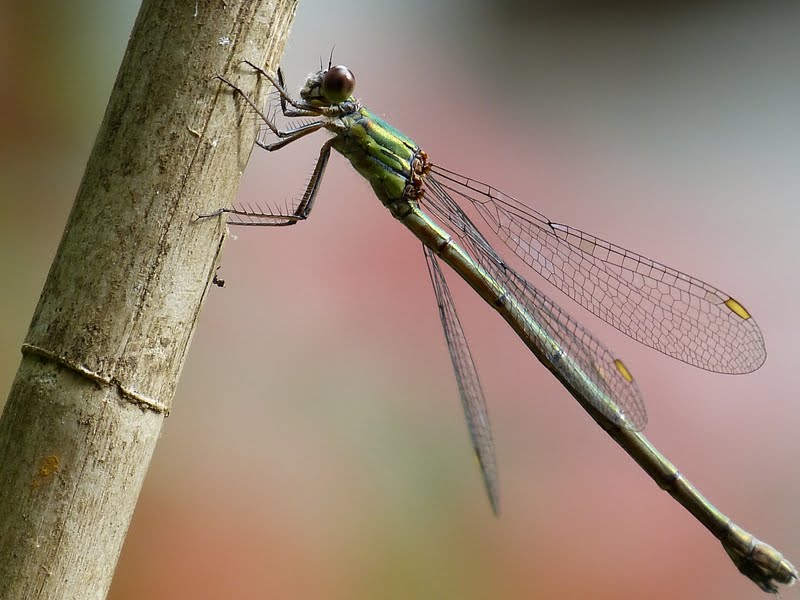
[205,59,796,593]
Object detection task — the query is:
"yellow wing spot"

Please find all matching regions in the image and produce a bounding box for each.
[614,359,634,383]
[724,297,751,320]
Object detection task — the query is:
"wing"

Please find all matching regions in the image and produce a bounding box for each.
[422,175,647,432]
[429,165,766,375]
[424,246,500,515]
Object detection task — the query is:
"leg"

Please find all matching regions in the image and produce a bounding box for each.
[291,137,334,221]
[256,120,325,152]
[215,74,323,143]
[196,138,334,226]
[239,60,319,117]
[275,68,316,118]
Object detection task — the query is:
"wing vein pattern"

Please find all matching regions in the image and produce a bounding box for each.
[430,165,765,374]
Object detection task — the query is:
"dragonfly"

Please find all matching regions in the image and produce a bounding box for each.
[205,58,797,593]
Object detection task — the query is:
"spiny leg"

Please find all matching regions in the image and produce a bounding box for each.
[291,137,334,221]
[198,68,335,225]
[256,120,325,152]
[237,60,357,120]
[214,74,323,141]
[239,59,319,117]
[198,138,334,226]
[275,67,317,118]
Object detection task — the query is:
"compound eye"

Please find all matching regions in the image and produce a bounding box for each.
[321,65,355,103]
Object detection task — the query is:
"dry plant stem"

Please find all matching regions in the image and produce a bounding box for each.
[0,1,298,598]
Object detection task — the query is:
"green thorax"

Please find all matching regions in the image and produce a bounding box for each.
[328,107,419,205]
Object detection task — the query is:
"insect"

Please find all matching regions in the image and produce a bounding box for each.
[204,58,796,592]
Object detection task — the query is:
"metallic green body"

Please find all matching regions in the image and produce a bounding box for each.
[329,107,419,204]
[215,62,796,592]
[327,107,627,425]
[320,101,796,592]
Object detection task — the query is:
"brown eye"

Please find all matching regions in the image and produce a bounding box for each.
[321,65,355,103]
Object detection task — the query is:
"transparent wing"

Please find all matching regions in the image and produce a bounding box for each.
[423,175,648,431]
[424,246,500,515]
[430,165,766,374]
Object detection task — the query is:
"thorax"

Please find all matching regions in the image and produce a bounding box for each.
[327,107,421,204]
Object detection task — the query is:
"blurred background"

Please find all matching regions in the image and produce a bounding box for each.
[2,1,799,598]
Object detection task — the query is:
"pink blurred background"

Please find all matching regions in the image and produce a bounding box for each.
[2,2,799,599]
